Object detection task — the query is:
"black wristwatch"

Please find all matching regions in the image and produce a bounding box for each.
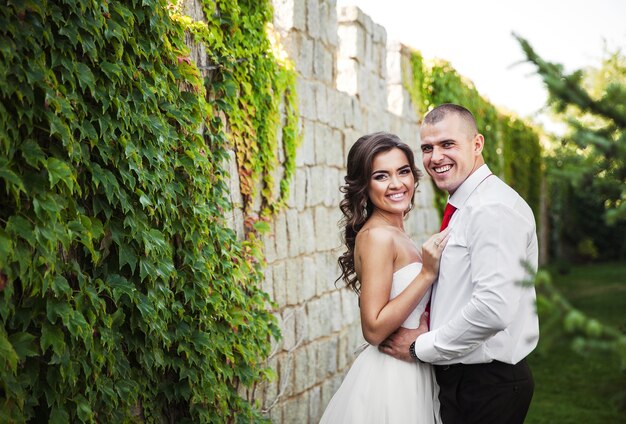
[409,341,421,362]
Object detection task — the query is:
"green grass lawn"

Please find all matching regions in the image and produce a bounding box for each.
[526,262,626,424]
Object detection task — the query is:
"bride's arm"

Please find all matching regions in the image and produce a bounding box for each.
[357,229,445,346]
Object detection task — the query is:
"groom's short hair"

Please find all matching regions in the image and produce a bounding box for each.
[423,103,478,134]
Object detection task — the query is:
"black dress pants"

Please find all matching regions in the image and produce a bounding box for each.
[434,359,534,424]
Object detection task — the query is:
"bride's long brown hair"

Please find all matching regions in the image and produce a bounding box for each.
[337,132,421,293]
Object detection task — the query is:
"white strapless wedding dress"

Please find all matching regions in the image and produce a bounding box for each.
[319,263,441,423]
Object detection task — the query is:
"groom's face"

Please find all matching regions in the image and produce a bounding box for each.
[419,114,484,195]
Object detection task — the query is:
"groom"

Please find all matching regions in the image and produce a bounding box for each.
[380,103,539,424]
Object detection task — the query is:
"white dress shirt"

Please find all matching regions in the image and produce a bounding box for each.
[414,164,539,365]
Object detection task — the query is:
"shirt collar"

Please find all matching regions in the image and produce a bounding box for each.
[448,164,492,209]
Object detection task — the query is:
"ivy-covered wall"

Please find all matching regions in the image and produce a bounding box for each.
[1,0,544,423]
[0,0,295,421]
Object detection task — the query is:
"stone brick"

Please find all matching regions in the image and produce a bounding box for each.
[285,208,300,257]
[313,40,334,83]
[313,123,328,166]
[339,94,355,129]
[317,337,338,379]
[326,90,343,130]
[262,231,277,264]
[282,30,314,78]
[314,252,328,296]
[322,0,338,47]
[306,166,327,207]
[285,259,301,305]
[300,256,317,302]
[273,261,287,306]
[352,99,363,129]
[342,127,361,159]
[326,129,344,167]
[272,0,307,32]
[295,303,309,343]
[306,297,321,340]
[262,356,279,409]
[306,0,321,39]
[319,377,336,415]
[387,83,405,116]
[308,385,322,423]
[273,211,289,260]
[341,287,359,325]
[330,290,343,332]
[327,206,343,248]
[297,77,317,121]
[281,307,297,350]
[314,206,330,250]
[286,168,307,212]
[296,118,316,167]
[298,209,316,254]
[282,394,309,423]
[307,295,333,340]
[314,82,330,125]
[386,40,403,84]
[265,404,281,424]
[323,169,341,207]
[293,344,309,393]
[336,330,349,371]
[336,56,358,96]
[337,22,364,61]
[262,267,274,301]
[336,4,360,23]
[277,352,295,397]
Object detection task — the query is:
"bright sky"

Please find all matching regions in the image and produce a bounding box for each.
[336,0,626,131]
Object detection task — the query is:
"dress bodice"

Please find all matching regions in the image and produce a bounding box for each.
[389,262,430,329]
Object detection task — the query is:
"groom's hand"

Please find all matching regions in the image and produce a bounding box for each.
[378,311,429,362]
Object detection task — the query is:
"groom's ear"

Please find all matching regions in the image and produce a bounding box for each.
[473,133,484,155]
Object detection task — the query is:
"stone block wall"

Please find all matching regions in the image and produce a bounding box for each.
[254,1,440,422]
[183,0,440,421]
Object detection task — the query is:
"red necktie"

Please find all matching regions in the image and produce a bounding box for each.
[440,203,457,231]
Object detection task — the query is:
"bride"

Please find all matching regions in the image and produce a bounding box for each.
[320,132,448,423]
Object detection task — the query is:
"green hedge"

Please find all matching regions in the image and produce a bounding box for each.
[406,52,543,217]
[0,0,290,422]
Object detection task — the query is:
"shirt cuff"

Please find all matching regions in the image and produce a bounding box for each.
[412,330,439,363]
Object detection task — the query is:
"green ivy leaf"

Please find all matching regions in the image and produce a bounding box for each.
[21,140,47,168]
[51,275,72,298]
[0,158,25,192]
[107,274,136,303]
[7,215,35,246]
[74,394,93,421]
[46,157,74,190]
[8,332,38,359]
[40,323,65,355]
[0,327,18,372]
[75,62,96,94]
[118,242,137,273]
[49,407,70,424]
[46,299,72,325]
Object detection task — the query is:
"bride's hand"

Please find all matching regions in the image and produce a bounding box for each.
[421,227,451,280]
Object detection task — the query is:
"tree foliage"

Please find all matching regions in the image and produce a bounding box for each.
[0,0,295,422]
[516,36,626,378]
[517,35,626,225]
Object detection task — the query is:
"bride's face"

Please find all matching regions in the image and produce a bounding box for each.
[367,148,415,215]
